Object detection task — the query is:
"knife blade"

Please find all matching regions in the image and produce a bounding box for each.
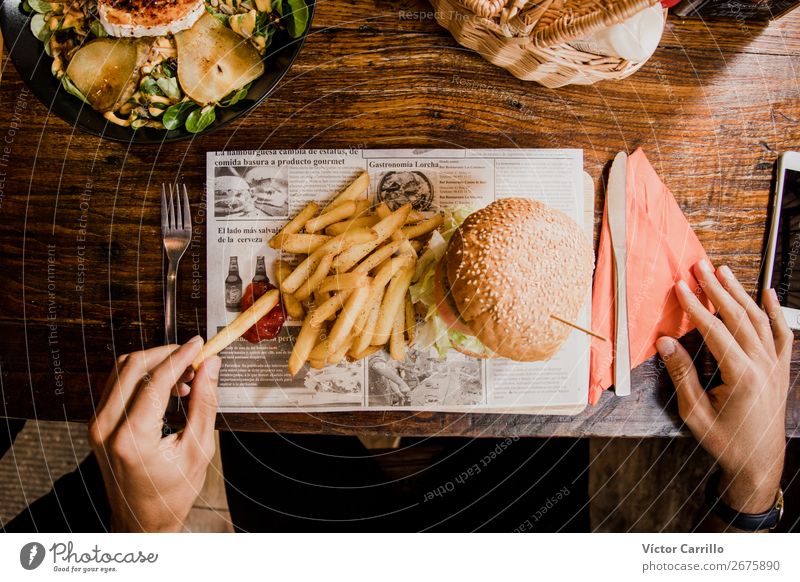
[607,151,631,397]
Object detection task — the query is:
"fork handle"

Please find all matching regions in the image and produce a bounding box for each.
[165,262,178,345]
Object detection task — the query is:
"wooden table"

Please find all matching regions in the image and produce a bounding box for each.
[1,0,799,438]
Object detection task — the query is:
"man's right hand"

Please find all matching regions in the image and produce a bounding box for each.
[656,261,790,522]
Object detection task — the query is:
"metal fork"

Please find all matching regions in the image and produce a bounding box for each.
[161,183,192,346]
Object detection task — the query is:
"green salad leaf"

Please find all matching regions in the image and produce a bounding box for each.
[408,207,491,359]
[140,77,164,96]
[60,75,89,104]
[27,0,52,14]
[282,0,309,38]
[185,105,216,133]
[90,20,108,37]
[30,13,50,43]
[219,82,252,108]
[162,101,198,130]
[156,77,181,101]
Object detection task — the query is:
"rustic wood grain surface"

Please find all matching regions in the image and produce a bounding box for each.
[1,0,799,437]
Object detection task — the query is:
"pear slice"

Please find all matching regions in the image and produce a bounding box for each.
[66,38,151,112]
[175,13,265,106]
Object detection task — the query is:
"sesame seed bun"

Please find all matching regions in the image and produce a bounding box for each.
[442,198,593,361]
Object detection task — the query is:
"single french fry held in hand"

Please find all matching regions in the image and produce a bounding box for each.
[324,215,380,236]
[350,239,405,274]
[294,253,335,301]
[329,172,370,208]
[274,233,331,254]
[309,291,353,327]
[401,215,444,239]
[305,200,357,233]
[405,294,416,346]
[318,272,371,294]
[372,267,414,345]
[288,314,322,376]
[275,260,305,320]
[333,204,411,272]
[193,289,280,370]
[390,307,406,361]
[269,202,319,248]
[327,286,370,352]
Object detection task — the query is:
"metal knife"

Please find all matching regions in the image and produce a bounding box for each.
[607,151,631,397]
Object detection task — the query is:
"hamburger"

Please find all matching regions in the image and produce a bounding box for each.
[410,198,594,361]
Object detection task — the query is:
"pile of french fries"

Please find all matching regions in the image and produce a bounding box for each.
[268,172,444,375]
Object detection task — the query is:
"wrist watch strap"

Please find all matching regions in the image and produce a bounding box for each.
[705,471,784,531]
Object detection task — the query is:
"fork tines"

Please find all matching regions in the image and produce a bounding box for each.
[161,183,192,235]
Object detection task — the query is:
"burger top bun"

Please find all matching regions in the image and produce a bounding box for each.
[445,198,594,361]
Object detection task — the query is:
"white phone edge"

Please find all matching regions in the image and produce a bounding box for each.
[762,151,800,331]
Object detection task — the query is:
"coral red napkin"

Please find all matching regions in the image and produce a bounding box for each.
[589,148,714,404]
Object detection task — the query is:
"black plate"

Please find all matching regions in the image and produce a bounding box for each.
[0,2,315,143]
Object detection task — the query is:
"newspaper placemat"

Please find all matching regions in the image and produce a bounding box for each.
[206,149,591,414]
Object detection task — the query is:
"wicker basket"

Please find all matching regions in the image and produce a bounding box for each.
[430,0,666,87]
